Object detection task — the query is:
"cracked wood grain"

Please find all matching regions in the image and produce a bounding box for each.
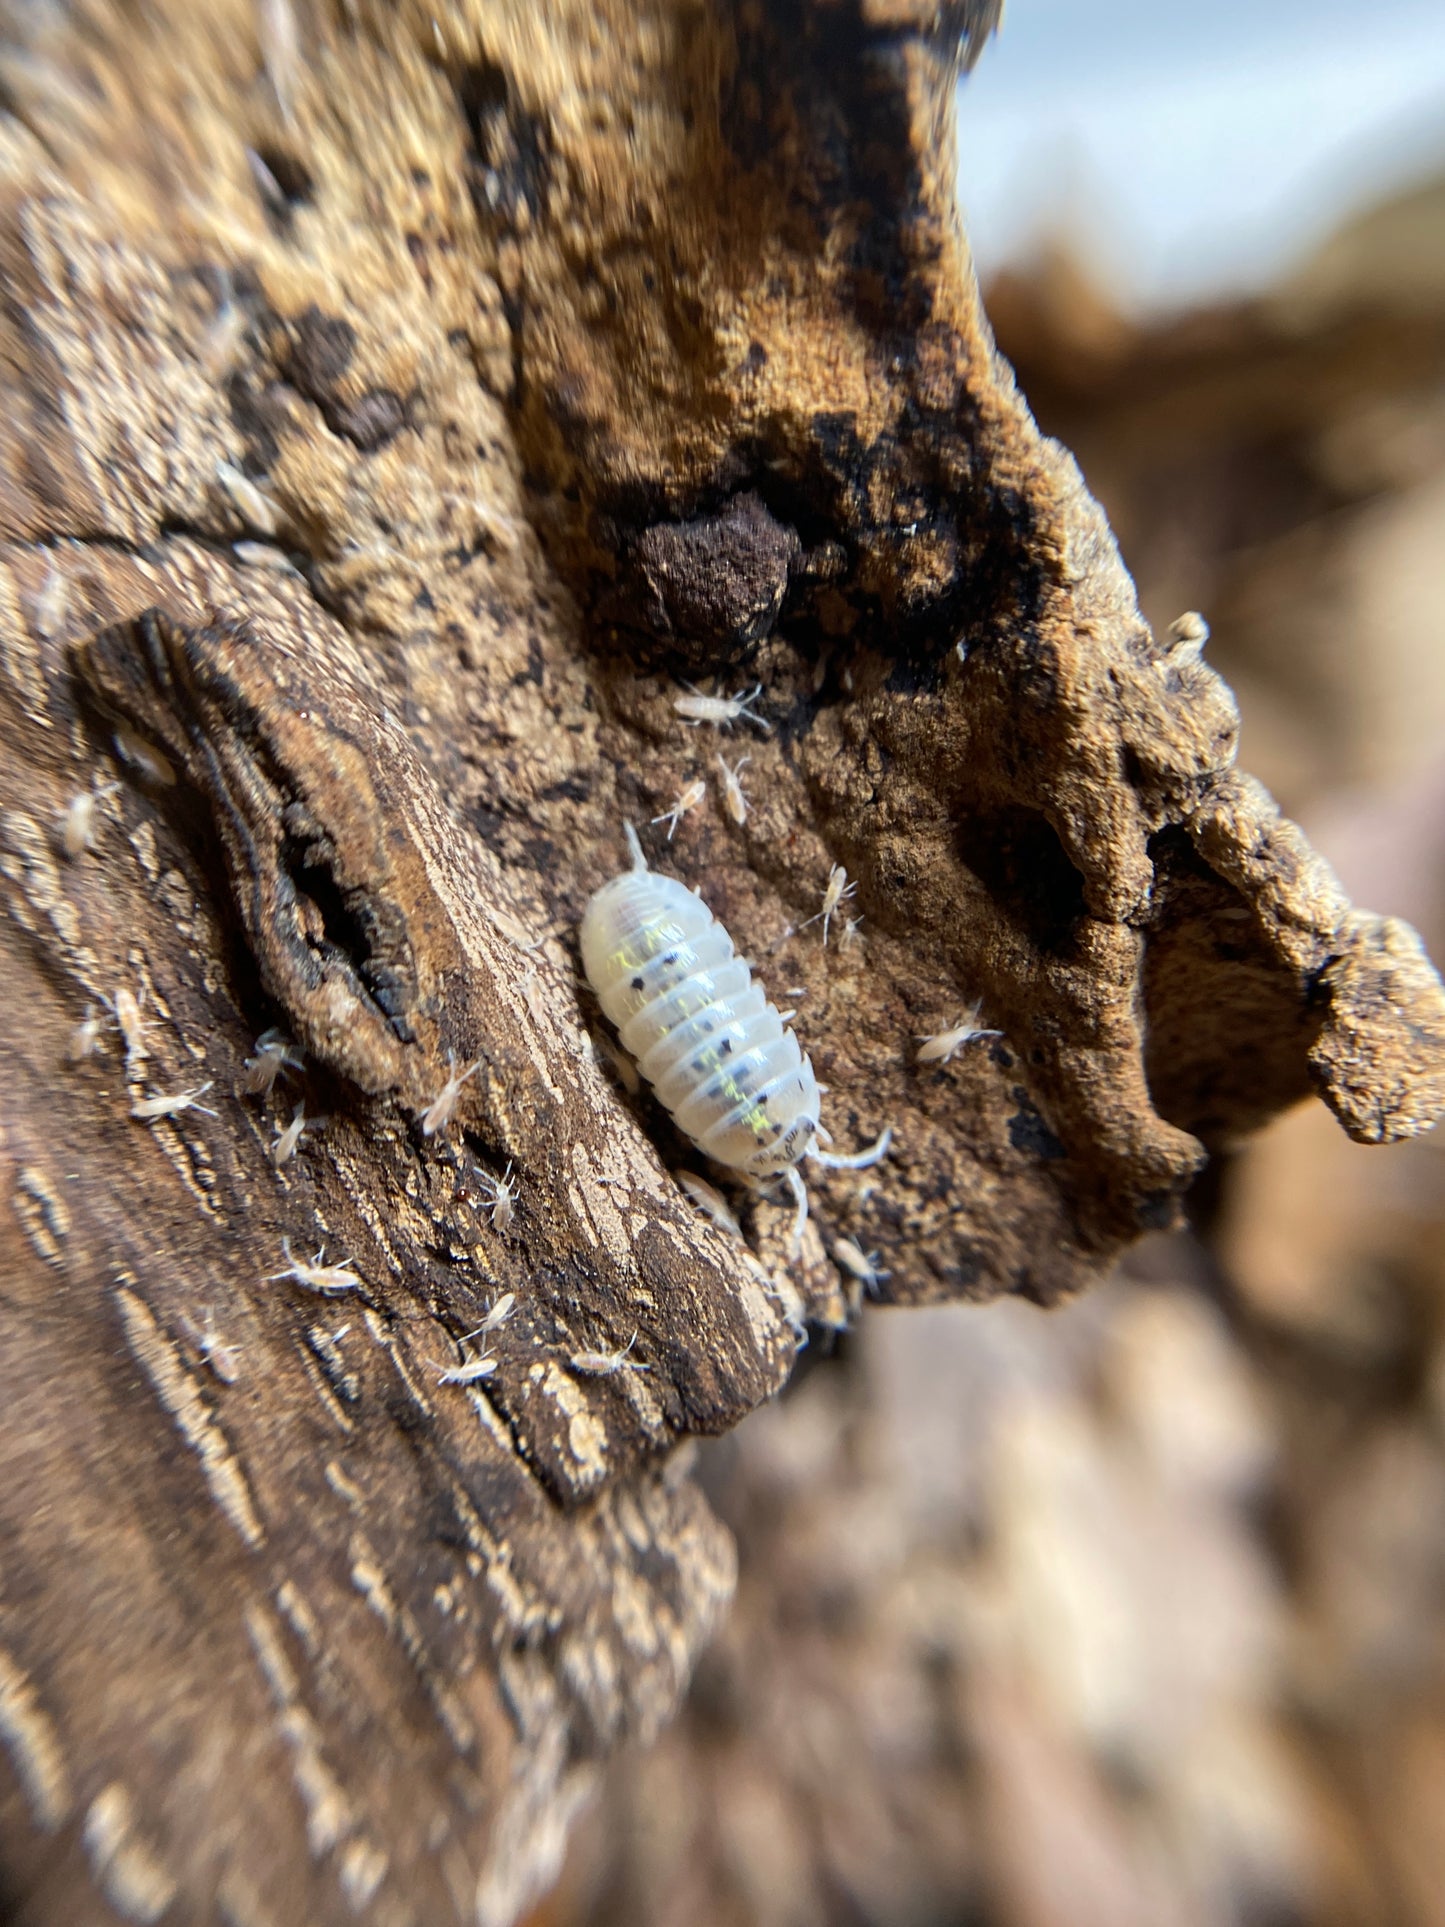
[76,603,796,1502]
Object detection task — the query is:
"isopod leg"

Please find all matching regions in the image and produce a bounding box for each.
[808,1123,893,1171]
[785,1164,809,1262]
[623,821,648,871]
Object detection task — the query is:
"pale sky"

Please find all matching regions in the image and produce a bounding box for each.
[956,0,1445,309]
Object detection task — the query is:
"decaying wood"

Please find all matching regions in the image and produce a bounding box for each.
[0,1,1439,1921]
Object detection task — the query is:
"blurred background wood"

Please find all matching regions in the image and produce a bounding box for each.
[543,157,1445,1927]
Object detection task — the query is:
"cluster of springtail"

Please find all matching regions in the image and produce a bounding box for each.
[57,659,1006,1402]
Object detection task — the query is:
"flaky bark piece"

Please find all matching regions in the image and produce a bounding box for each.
[0,1,1439,1922]
[77,602,796,1497]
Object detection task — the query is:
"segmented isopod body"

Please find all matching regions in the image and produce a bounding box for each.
[580,830,820,1181]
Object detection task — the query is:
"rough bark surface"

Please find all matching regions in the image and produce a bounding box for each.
[0,1,1438,1923]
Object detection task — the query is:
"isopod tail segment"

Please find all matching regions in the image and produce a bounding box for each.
[584,825,895,1270]
[778,1124,894,1263]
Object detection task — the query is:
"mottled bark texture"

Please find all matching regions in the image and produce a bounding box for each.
[0,0,1438,1922]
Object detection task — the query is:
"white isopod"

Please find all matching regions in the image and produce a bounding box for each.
[580,827,891,1254]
